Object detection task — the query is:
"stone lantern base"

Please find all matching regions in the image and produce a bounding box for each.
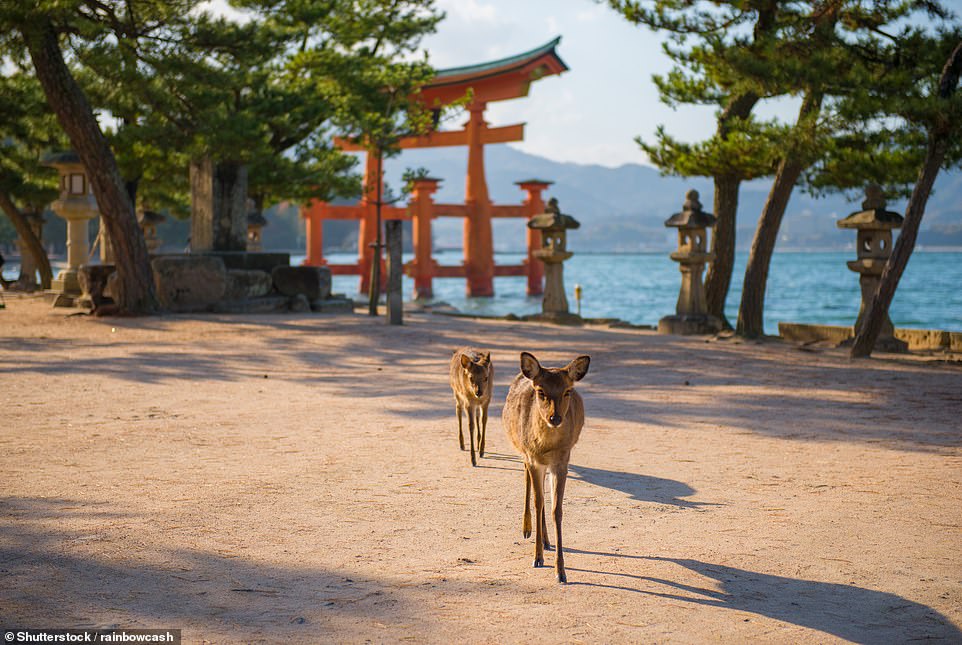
[840,334,908,354]
[658,313,723,335]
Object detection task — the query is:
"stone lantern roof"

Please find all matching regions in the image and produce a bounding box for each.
[665,190,716,229]
[515,178,554,186]
[837,184,903,230]
[247,211,268,227]
[528,198,580,231]
[41,150,82,167]
[139,210,166,225]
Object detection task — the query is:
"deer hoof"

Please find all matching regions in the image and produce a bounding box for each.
[557,571,567,584]
[522,529,531,539]
[533,557,544,568]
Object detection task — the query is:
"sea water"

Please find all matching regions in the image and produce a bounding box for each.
[311,250,962,332]
[4,251,958,332]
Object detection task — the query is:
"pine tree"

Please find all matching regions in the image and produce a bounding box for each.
[0,70,62,290]
[609,0,785,328]
[736,0,957,338]
[2,3,170,313]
[850,38,962,357]
[73,0,440,250]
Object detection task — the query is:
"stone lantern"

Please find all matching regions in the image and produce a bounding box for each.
[837,184,907,351]
[138,210,166,253]
[247,210,268,252]
[43,151,98,305]
[527,198,580,321]
[659,189,722,335]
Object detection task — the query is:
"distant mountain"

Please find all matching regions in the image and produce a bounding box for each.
[381,144,962,252]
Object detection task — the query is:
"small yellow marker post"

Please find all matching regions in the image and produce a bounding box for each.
[574,284,583,317]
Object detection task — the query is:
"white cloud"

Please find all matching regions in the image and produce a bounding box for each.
[437,0,500,24]
[575,7,602,22]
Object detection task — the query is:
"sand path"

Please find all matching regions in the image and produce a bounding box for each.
[1,296,960,643]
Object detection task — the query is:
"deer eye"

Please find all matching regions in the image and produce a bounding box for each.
[563,391,571,398]
[536,390,546,399]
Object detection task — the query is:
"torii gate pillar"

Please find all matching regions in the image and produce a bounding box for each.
[464,102,495,297]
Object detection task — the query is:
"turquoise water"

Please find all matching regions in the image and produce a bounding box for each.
[312,250,961,332]
[5,251,957,332]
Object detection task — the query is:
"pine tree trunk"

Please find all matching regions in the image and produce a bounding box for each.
[736,91,823,338]
[189,157,248,252]
[851,42,962,358]
[0,192,53,289]
[704,0,777,326]
[736,157,805,337]
[706,174,741,329]
[21,17,158,314]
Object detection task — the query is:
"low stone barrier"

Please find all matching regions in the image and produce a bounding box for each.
[779,322,960,352]
[272,266,332,301]
[153,256,227,312]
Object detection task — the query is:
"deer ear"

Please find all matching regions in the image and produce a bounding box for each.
[460,353,472,369]
[481,352,491,366]
[566,355,590,381]
[520,352,541,380]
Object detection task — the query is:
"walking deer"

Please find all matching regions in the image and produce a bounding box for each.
[503,351,590,584]
[449,348,493,467]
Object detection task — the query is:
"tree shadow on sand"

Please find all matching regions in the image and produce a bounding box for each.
[568,464,719,509]
[567,555,961,643]
[0,497,409,636]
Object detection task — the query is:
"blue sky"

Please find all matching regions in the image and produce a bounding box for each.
[422,0,805,168]
[425,0,687,168]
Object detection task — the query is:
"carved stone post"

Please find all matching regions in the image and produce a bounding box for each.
[528,198,581,323]
[385,219,403,325]
[659,190,723,335]
[43,151,98,305]
[837,184,907,352]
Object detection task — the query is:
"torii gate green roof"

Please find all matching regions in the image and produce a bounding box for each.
[429,37,568,87]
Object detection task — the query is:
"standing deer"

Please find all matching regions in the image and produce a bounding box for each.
[503,351,590,584]
[449,348,493,467]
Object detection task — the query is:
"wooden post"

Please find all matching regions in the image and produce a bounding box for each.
[464,102,494,297]
[385,219,403,325]
[411,178,439,299]
[518,180,552,296]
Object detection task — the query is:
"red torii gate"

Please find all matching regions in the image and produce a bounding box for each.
[300,37,568,298]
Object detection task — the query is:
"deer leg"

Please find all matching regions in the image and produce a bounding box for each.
[522,463,532,539]
[468,405,477,467]
[553,466,568,584]
[478,405,488,458]
[531,463,546,568]
[456,402,464,451]
[541,472,552,551]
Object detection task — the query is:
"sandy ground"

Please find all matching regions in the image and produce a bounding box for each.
[0,294,960,644]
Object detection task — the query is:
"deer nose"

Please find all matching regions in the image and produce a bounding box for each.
[549,414,562,427]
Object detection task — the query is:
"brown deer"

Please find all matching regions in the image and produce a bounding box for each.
[502,351,590,584]
[449,348,493,467]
